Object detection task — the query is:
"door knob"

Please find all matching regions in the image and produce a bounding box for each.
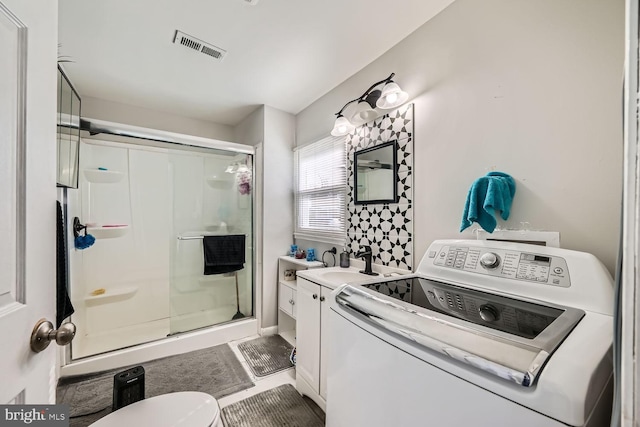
[312,294,318,299]
[320,296,326,302]
[30,319,76,353]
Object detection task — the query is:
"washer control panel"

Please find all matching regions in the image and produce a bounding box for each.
[431,245,570,287]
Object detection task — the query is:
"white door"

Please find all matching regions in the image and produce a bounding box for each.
[0,0,59,405]
[296,278,321,391]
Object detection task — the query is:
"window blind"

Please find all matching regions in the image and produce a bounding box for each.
[294,135,347,245]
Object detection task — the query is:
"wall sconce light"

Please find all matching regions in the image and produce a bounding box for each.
[331,72,408,136]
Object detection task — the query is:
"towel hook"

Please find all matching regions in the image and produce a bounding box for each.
[73,217,87,238]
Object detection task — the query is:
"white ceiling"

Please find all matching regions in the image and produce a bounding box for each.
[58,0,455,126]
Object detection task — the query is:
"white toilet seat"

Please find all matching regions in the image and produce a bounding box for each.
[89,391,221,427]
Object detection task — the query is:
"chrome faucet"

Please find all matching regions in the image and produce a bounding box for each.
[354,246,378,276]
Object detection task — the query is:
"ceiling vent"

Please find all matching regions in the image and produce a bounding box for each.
[173,30,227,61]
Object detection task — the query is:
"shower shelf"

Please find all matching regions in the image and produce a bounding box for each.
[87,225,129,239]
[84,286,138,304]
[83,169,125,183]
[206,176,233,189]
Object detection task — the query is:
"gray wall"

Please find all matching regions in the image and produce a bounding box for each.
[261,106,295,328]
[234,106,265,146]
[296,0,624,274]
[234,105,295,329]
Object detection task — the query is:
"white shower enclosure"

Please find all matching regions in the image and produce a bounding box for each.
[67,136,254,359]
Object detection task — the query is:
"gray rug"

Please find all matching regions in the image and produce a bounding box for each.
[57,343,254,427]
[222,384,325,427]
[237,335,294,377]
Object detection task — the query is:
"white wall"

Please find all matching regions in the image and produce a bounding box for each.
[296,0,624,275]
[82,96,235,142]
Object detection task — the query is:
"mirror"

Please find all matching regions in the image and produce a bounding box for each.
[57,65,81,188]
[354,141,398,205]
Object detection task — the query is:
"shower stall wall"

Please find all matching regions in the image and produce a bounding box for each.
[67,137,254,359]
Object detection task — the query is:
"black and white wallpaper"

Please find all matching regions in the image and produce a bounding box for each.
[346,103,414,271]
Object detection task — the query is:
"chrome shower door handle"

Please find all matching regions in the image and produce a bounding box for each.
[30,319,76,353]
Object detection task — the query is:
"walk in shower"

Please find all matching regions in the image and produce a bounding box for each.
[66,133,254,360]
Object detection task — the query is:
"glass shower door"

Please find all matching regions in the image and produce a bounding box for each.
[168,150,253,334]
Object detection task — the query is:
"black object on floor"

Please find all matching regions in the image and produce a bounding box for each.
[237,335,294,377]
[57,343,254,427]
[112,366,145,410]
[232,271,245,320]
[221,384,325,427]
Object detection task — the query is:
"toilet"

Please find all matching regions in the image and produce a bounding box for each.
[89,392,222,427]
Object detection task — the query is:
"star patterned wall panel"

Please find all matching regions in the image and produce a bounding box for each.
[345,103,414,271]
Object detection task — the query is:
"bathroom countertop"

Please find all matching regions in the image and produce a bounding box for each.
[296,262,411,290]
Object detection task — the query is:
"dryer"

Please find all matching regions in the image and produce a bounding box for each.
[326,239,613,427]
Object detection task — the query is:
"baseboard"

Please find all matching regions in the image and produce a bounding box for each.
[260,326,278,336]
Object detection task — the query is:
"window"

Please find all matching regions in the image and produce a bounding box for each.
[294,135,347,244]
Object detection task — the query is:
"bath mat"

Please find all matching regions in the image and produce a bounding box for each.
[221,384,325,427]
[57,343,254,426]
[237,335,294,377]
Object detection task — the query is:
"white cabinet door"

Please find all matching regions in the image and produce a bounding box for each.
[319,286,331,399]
[291,287,297,319]
[278,283,293,317]
[296,278,321,391]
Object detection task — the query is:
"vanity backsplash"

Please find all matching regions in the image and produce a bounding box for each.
[346,103,414,271]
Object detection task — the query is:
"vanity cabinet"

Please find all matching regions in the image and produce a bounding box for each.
[277,256,323,346]
[296,277,332,409]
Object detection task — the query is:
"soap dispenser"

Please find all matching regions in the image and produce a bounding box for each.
[340,247,350,268]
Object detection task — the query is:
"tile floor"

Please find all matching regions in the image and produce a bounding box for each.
[218,334,297,409]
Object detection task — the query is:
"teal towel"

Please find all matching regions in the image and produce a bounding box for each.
[460,172,516,233]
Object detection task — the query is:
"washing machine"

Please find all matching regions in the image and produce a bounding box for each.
[326,239,613,427]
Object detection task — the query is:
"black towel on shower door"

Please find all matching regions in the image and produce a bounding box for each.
[203,234,246,275]
[56,201,75,328]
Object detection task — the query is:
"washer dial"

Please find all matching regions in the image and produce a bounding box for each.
[479,304,500,322]
[480,252,501,269]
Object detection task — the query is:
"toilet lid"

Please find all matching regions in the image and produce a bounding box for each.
[90,392,219,427]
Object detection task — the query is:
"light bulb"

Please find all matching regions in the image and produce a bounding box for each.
[376,82,408,109]
[331,115,355,136]
[385,93,398,104]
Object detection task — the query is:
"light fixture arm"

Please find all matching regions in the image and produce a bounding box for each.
[334,72,395,117]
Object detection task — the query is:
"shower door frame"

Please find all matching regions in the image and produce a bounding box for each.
[61,118,260,372]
